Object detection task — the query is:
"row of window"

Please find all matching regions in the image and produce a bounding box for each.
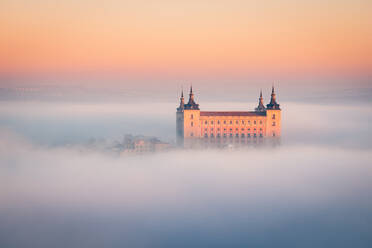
[202,120,263,125]
[205,133,263,138]
[204,128,263,132]
[190,132,276,137]
[191,121,276,128]
[192,121,276,127]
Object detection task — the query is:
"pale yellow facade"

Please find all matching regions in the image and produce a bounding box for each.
[176,87,281,146]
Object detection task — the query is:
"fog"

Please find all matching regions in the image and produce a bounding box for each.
[1,96,372,247]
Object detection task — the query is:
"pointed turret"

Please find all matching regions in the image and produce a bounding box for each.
[266,85,280,110]
[184,85,199,110]
[177,88,185,111]
[255,89,266,112]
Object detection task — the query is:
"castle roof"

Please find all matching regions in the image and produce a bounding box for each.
[200,111,266,117]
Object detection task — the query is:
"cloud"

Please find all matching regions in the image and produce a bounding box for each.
[0,127,372,248]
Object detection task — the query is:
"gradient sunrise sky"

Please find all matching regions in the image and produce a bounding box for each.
[0,0,371,89]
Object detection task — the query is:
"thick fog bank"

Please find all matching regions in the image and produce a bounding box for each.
[0,98,372,247]
[1,130,372,248]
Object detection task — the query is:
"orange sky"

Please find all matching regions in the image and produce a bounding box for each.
[0,0,371,79]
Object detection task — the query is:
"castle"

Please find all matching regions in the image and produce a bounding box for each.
[176,86,281,147]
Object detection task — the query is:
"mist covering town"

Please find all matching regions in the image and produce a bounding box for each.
[1,85,372,247]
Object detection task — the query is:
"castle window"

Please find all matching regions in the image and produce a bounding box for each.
[248,128,250,131]
[204,134,208,138]
[272,114,275,119]
[217,134,220,138]
[236,120,238,124]
[254,120,256,125]
[204,128,207,131]
[235,134,239,138]
[254,128,256,131]
[242,120,244,124]
[217,120,220,124]
[230,120,232,124]
[260,128,262,131]
[224,120,226,124]
[248,133,251,138]
[224,128,226,131]
[254,133,257,138]
[273,132,276,137]
[230,128,232,131]
[223,133,227,138]
[191,121,193,127]
[272,122,276,126]
[211,121,214,125]
[211,133,214,138]
[241,128,244,131]
[235,128,238,131]
[217,128,220,131]
[260,120,262,124]
[241,133,245,138]
[211,128,214,131]
[259,133,263,138]
[229,133,233,138]
[248,120,251,125]
[190,132,193,137]
[191,114,193,119]
[205,121,208,125]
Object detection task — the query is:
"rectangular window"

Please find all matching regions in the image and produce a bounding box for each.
[211,121,214,125]
[217,120,220,124]
[254,120,256,125]
[230,121,232,124]
[260,120,262,124]
[205,121,208,125]
[272,122,276,126]
[224,120,226,124]
[191,114,193,119]
[242,120,245,124]
[272,114,275,119]
[236,120,238,124]
[191,121,193,127]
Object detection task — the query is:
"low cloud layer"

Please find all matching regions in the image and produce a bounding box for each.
[1,99,372,247]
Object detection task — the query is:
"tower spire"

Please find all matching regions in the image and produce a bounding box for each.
[255,89,266,112]
[267,84,280,110]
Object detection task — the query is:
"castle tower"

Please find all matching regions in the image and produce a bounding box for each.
[255,90,266,112]
[265,86,281,137]
[176,86,201,146]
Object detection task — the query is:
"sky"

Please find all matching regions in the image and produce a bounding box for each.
[1,0,371,90]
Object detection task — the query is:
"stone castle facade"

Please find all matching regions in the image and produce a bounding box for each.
[176,86,281,147]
